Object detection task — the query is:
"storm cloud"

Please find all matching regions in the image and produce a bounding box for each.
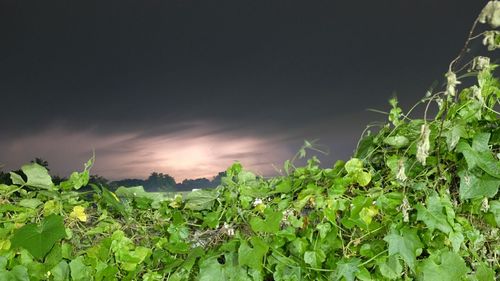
[0,0,485,179]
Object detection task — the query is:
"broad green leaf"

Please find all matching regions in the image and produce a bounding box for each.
[9,172,26,186]
[332,258,360,281]
[345,158,363,173]
[184,189,217,211]
[353,171,372,187]
[379,255,402,280]
[416,194,453,234]
[384,228,423,271]
[355,266,372,281]
[273,263,301,281]
[417,251,468,281]
[69,256,92,281]
[51,261,70,281]
[0,265,29,281]
[198,258,224,281]
[199,255,251,281]
[11,214,66,259]
[384,135,409,148]
[458,170,499,200]
[359,206,378,225]
[457,140,500,178]
[238,237,269,270]
[21,163,54,190]
[489,200,500,226]
[249,208,282,234]
[472,132,491,152]
[444,122,467,150]
[60,171,89,190]
[471,263,495,281]
[304,250,326,268]
[448,231,464,253]
[18,198,42,209]
[119,246,151,271]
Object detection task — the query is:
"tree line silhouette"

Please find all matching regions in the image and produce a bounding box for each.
[0,158,224,192]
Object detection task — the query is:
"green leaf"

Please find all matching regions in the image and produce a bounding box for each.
[119,246,151,271]
[457,139,500,178]
[332,258,360,281]
[199,255,251,281]
[21,163,54,190]
[384,135,409,148]
[184,189,217,211]
[304,250,326,268]
[448,231,464,253]
[359,206,378,225]
[379,255,402,280]
[345,158,363,174]
[444,122,467,150]
[9,172,26,186]
[353,171,372,187]
[489,200,500,226]
[198,258,224,281]
[11,214,66,259]
[417,251,468,281]
[472,132,491,152]
[458,170,499,200]
[416,194,453,234]
[51,261,70,281]
[249,208,282,234]
[238,237,269,270]
[18,198,43,209]
[384,228,423,271]
[63,171,89,190]
[0,265,30,281]
[69,256,92,281]
[471,262,495,281]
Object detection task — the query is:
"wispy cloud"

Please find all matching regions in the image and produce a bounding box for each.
[0,122,294,181]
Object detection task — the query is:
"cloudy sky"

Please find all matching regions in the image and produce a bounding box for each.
[0,0,485,181]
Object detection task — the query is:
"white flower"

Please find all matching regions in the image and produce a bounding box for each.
[253,198,263,206]
[223,222,235,236]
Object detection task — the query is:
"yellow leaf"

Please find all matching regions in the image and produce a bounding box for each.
[70,206,87,222]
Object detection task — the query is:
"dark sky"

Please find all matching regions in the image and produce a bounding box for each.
[0,0,486,180]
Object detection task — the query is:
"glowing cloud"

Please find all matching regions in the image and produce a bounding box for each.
[0,122,294,181]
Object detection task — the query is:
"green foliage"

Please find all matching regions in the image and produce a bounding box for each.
[11,215,66,260]
[0,3,498,280]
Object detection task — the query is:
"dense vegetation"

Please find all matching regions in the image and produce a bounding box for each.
[0,3,499,280]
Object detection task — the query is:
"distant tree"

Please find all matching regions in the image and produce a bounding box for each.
[30,157,50,171]
[180,178,211,190]
[211,171,226,186]
[89,174,109,187]
[145,172,176,192]
[52,175,67,185]
[0,171,9,184]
